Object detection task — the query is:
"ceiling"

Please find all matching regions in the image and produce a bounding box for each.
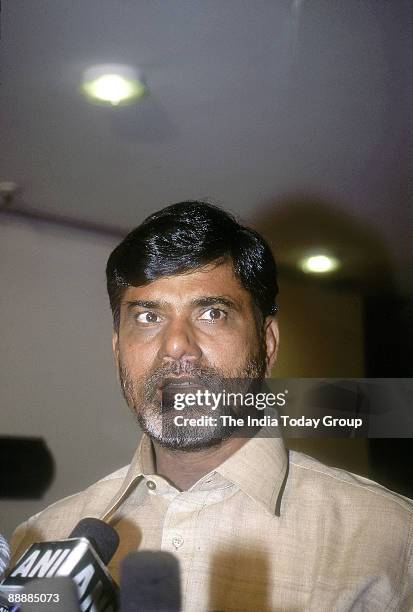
[1,1,412,292]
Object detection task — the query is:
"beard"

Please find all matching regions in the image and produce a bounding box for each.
[118,349,267,451]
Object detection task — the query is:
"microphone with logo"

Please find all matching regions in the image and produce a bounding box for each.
[0,518,119,612]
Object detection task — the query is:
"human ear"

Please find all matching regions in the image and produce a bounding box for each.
[264,316,279,376]
[112,330,120,371]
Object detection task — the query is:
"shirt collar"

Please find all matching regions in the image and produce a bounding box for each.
[214,429,289,516]
[101,428,289,521]
[100,436,152,522]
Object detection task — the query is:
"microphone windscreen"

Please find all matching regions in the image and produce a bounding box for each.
[68,517,119,565]
[0,534,10,579]
[120,551,181,612]
[20,577,80,611]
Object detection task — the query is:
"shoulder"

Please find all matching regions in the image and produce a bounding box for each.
[287,449,413,567]
[289,449,413,516]
[10,465,129,562]
[286,452,413,606]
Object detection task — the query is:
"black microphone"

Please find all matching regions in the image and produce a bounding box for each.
[68,518,119,566]
[1,518,119,612]
[120,551,181,612]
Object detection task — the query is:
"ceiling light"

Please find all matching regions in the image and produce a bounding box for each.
[300,254,339,274]
[82,64,146,106]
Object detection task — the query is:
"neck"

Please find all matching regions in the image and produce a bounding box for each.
[152,435,248,490]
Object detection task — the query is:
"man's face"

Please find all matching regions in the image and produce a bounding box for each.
[113,260,278,450]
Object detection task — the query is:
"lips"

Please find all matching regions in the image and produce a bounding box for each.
[160,377,201,390]
[160,377,202,412]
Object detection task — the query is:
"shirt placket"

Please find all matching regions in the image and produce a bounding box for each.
[144,474,217,610]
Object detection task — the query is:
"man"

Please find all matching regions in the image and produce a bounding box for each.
[11,202,413,610]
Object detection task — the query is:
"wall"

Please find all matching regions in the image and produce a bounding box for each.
[275,276,368,476]
[0,218,139,538]
[276,277,364,378]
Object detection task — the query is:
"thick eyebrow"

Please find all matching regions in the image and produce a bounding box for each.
[190,296,239,310]
[125,296,239,312]
[125,299,168,311]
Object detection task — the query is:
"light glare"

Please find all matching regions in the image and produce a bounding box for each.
[90,75,134,104]
[301,254,339,274]
[82,64,146,106]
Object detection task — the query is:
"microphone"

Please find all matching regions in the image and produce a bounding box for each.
[0,536,10,580]
[0,537,16,612]
[68,518,119,566]
[1,518,119,612]
[120,551,181,612]
[0,593,19,612]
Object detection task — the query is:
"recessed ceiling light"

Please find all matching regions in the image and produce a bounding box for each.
[82,64,146,106]
[300,254,339,274]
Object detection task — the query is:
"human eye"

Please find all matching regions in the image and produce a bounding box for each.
[135,311,162,324]
[198,308,227,322]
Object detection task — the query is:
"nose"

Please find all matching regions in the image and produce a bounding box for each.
[159,317,202,365]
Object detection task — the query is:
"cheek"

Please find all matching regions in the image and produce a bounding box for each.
[119,338,158,376]
[200,326,260,368]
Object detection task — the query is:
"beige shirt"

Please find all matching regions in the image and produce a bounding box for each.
[10,432,413,611]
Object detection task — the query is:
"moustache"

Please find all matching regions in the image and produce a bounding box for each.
[144,361,225,398]
[119,356,266,408]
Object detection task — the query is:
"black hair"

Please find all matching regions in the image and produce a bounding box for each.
[106,201,278,330]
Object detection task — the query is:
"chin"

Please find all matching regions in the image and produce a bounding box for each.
[149,432,229,452]
[138,415,232,451]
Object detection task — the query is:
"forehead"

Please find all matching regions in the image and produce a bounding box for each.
[121,261,253,306]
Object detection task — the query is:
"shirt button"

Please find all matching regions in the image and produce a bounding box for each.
[172,536,184,550]
[146,480,156,491]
